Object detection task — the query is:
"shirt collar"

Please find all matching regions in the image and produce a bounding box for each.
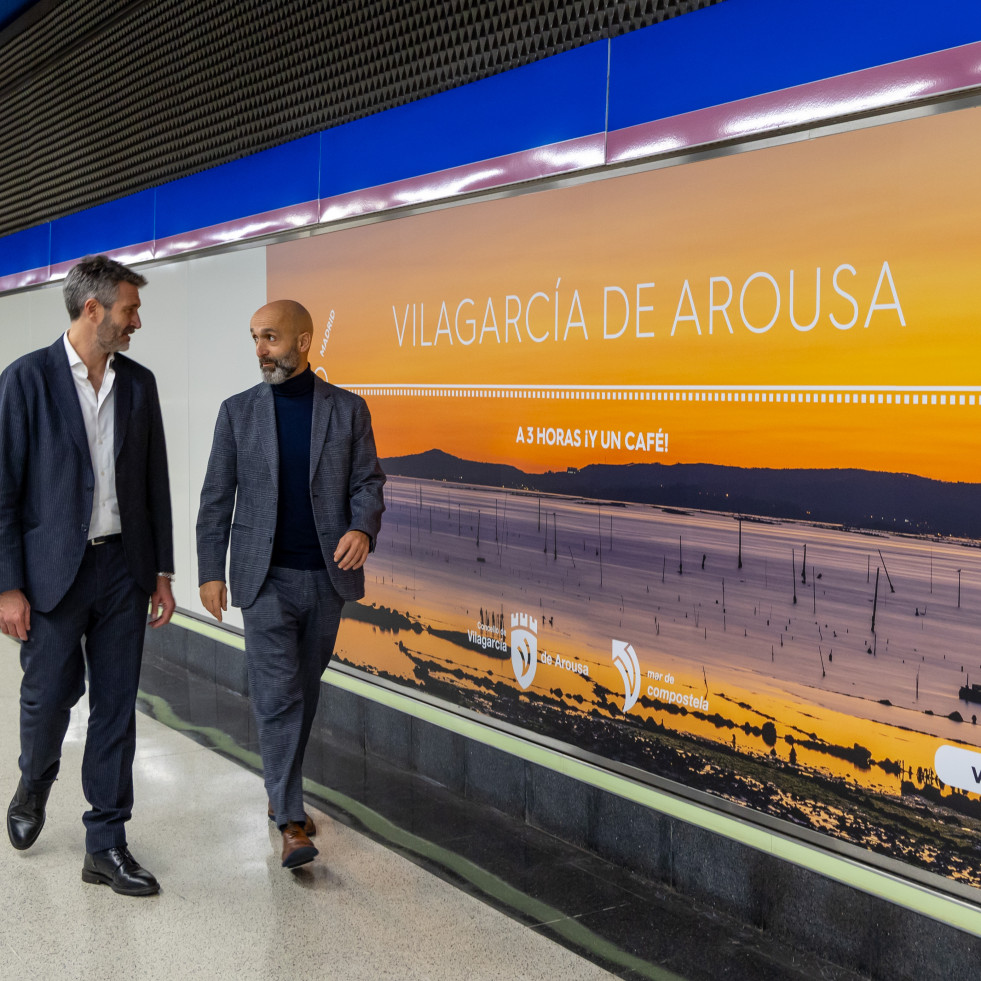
[63,331,115,375]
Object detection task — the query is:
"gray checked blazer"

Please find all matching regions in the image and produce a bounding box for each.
[0,337,174,612]
[195,376,386,608]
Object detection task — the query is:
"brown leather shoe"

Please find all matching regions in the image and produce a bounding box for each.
[281,822,318,869]
[267,801,317,837]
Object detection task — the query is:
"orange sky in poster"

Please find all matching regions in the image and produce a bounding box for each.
[268,108,981,482]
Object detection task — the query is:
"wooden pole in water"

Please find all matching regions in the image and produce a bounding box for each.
[872,567,880,633]
[738,518,743,569]
[878,549,895,594]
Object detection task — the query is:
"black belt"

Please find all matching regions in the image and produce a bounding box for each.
[87,533,122,547]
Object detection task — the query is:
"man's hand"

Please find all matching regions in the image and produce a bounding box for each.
[334,530,370,571]
[0,588,31,641]
[200,580,227,622]
[149,576,176,628]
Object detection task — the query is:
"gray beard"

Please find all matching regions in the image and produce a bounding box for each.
[96,312,128,353]
[260,355,298,385]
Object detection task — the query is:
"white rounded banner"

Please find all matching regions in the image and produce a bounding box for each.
[934,744,981,794]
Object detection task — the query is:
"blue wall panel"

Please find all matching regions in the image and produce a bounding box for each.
[154,134,321,239]
[609,0,981,131]
[3,0,980,285]
[0,222,48,277]
[50,189,155,266]
[320,41,609,197]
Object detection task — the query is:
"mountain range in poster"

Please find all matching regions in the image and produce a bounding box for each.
[382,450,981,539]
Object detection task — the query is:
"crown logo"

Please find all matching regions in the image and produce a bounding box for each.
[510,612,537,633]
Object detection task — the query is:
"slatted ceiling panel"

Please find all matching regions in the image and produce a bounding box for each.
[0,0,721,238]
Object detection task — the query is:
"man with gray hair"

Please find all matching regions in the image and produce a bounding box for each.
[0,254,175,896]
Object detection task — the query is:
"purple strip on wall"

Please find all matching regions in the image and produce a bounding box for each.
[0,265,49,292]
[607,42,981,165]
[320,134,606,224]
[49,243,156,281]
[153,202,320,260]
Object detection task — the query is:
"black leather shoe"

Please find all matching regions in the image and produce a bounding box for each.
[7,779,50,851]
[82,847,160,896]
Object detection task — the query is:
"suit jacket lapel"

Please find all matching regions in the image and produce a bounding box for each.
[310,380,333,482]
[113,359,131,460]
[43,338,89,463]
[255,383,279,485]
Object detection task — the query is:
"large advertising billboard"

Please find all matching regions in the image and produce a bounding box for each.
[269,106,981,888]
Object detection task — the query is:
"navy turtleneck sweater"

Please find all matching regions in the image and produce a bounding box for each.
[270,367,326,570]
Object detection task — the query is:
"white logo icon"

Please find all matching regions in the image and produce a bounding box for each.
[612,640,641,713]
[510,613,538,690]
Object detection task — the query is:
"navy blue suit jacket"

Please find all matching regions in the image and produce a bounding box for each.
[0,338,174,612]
[196,377,385,608]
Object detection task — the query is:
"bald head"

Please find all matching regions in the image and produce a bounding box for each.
[250,299,314,384]
[252,299,314,338]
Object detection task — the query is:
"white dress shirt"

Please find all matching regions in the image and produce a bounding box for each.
[63,332,121,540]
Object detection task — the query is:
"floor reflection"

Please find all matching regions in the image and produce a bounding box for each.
[138,651,866,981]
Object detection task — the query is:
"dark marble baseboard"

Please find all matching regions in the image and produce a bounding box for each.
[142,620,981,981]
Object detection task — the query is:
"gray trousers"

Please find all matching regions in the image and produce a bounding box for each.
[242,567,343,828]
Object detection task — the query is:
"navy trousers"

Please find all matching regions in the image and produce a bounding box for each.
[18,539,149,853]
[242,567,343,829]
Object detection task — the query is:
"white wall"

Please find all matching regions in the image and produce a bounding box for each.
[0,282,75,362]
[0,246,268,630]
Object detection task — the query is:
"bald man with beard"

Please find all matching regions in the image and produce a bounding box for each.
[196,300,385,869]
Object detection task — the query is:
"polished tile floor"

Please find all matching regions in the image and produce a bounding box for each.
[0,637,867,980]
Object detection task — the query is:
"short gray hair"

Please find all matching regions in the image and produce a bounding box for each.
[63,255,147,320]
